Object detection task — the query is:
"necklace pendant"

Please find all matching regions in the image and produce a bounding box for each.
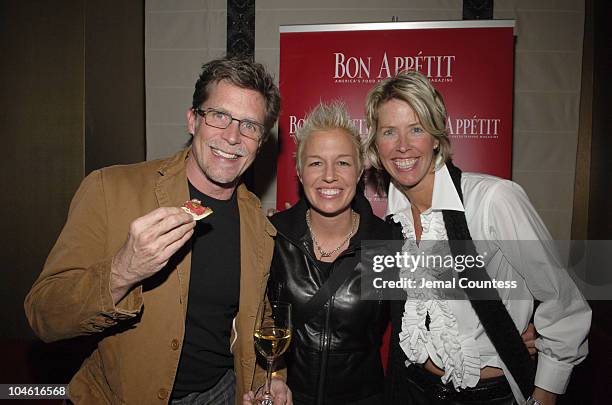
[320,251,332,258]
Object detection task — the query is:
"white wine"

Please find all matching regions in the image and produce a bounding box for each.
[253,302,291,405]
[254,327,292,359]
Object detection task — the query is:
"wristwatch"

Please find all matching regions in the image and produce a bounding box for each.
[525,397,542,405]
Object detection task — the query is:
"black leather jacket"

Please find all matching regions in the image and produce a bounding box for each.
[268,192,392,404]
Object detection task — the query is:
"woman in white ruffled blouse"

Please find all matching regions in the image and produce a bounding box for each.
[363,71,591,405]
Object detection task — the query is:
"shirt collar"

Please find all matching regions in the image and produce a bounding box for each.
[386,163,465,217]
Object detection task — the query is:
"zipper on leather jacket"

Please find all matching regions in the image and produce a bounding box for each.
[317,292,334,405]
[294,237,360,403]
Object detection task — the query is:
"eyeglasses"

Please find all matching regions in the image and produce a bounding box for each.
[193,108,265,141]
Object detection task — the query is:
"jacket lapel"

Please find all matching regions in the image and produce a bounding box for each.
[235,184,276,393]
[154,148,191,308]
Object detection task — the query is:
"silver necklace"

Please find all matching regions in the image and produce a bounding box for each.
[305,209,358,258]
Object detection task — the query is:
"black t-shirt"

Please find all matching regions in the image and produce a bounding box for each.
[172,183,241,398]
[314,258,334,275]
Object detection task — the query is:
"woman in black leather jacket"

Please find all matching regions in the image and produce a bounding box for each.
[267,102,393,405]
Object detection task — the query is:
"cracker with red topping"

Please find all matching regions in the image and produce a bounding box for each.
[181,199,213,220]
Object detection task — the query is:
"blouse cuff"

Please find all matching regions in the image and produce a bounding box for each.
[534,353,574,394]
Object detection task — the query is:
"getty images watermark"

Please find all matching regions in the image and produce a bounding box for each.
[359,239,612,301]
[371,249,517,290]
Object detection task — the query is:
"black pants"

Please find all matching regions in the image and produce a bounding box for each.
[388,364,516,405]
[405,365,516,405]
[170,369,236,405]
[292,391,384,405]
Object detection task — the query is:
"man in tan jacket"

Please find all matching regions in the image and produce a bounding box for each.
[25,57,291,405]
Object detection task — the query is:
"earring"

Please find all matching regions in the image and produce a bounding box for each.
[433,145,440,153]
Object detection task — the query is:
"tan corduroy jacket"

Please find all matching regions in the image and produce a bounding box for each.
[24,148,276,404]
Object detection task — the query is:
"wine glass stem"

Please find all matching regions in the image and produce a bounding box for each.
[265,358,274,395]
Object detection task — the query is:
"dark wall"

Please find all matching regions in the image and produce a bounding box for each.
[567,1,612,404]
[0,0,145,391]
[588,0,612,238]
[583,0,612,403]
[85,0,146,174]
[0,0,86,341]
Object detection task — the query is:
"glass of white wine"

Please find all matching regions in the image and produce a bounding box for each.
[253,301,292,405]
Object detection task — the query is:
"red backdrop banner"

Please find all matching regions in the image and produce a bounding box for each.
[277,21,515,217]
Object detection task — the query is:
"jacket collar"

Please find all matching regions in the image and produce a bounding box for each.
[271,189,389,247]
[154,148,191,208]
[269,197,310,243]
[386,163,465,218]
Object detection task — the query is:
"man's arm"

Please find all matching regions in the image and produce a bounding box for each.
[110,206,195,304]
[24,170,195,342]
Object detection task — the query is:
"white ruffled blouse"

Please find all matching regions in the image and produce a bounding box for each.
[392,208,481,389]
[386,164,591,402]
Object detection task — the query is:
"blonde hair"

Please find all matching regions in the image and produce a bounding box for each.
[295,101,364,174]
[364,70,451,170]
